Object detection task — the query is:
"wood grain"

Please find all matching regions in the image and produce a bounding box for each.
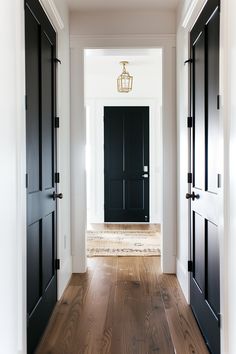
[87,223,161,232]
[36,257,209,354]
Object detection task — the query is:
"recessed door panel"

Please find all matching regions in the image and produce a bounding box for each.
[27,221,42,314]
[193,33,205,191]
[206,12,220,194]
[26,12,41,194]
[193,212,205,292]
[206,220,220,315]
[109,179,124,209]
[42,212,55,290]
[42,33,54,190]
[126,179,145,210]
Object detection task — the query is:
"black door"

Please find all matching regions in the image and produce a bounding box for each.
[25,1,58,352]
[104,107,149,222]
[189,1,220,353]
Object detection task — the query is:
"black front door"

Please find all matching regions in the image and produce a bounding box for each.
[189,0,220,353]
[25,0,57,352]
[104,107,149,222]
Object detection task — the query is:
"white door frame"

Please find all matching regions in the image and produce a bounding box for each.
[85,98,162,225]
[70,34,177,274]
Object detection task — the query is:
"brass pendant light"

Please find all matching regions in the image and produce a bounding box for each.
[117,61,133,93]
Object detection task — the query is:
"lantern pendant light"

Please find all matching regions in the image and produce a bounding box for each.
[117,61,133,93]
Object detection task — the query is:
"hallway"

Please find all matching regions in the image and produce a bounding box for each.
[36,257,209,354]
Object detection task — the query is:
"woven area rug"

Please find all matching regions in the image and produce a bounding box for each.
[86,230,161,257]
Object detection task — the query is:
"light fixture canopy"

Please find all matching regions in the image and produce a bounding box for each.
[117,61,133,93]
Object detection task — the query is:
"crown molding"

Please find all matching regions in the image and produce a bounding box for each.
[39,0,65,30]
[181,0,207,30]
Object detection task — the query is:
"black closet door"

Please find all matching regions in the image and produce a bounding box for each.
[25,0,57,352]
[189,1,221,353]
[104,107,149,222]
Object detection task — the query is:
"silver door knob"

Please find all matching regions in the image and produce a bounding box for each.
[142,174,149,178]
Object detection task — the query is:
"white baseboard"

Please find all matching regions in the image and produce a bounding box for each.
[58,256,72,300]
[176,258,189,302]
[72,255,87,274]
[161,254,176,273]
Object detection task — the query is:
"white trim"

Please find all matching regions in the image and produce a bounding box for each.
[70,33,177,274]
[181,0,207,30]
[15,1,27,352]
[85,98,162,225]
[39,0,65,30]
[176,259,189,302]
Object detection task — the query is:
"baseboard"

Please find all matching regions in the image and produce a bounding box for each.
[58,256,72,299]
[176,258,189,302]
[161,254,176,273]
[72,254,87,274]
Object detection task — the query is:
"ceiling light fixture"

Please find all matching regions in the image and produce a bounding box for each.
[117,61,133,93]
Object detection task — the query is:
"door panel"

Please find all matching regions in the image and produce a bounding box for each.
[104,107,149,222]
[207,12,220,194]
[25,0,57,352]
[193,212,205,293]
[193,32,205,191]
[42,33,54,190]
[189,1,220,353]
[207,221,220,314]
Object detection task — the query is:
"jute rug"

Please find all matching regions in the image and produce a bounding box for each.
[86,230,161,257]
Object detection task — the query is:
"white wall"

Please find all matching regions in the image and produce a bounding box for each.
[85,51,162,225]
[70,10,176,35]
[0,0,71,352]
[223,1,236,352]
[0,1,26,352]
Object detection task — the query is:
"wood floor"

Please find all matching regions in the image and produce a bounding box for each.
[87,223,161,232]
[36,257,209,354]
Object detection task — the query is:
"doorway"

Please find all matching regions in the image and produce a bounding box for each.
[84,48,162,257]
[104,106,149,222]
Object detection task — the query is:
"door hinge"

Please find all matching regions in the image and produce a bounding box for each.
[218,313,221,328]
[27,313,30,328]
[55,117,60,128]
[184,58,193,65]
[25,95,27,110]
[187,172,193,184]
[54,58,62,64]
[188,260,193,272]
[26,173,28,188]
[55,172,60,183]
[217,94,221,110]
[187,116,193,128]
[217,173,221,188]
[55,259,60,270]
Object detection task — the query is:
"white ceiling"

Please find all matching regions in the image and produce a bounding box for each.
[66,0,181,12]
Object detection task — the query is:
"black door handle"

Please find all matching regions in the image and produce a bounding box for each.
[186,192,200,201]
[53,192,63,200]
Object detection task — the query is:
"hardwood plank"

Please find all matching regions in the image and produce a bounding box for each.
[87,223,161,232]
[36,257,209,354]
[159,273,209,354]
